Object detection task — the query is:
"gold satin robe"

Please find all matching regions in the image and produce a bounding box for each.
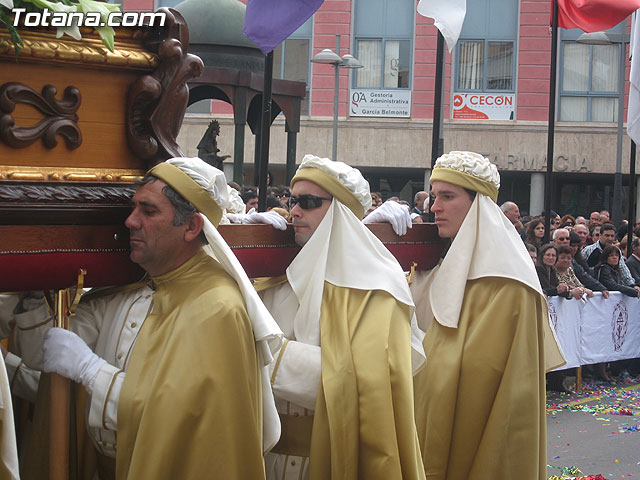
[116,250,266,480]
[414,277,548,479]
[265,280,426,480]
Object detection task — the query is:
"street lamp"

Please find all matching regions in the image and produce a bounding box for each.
[577,31,630,227]
[310,35,363,161]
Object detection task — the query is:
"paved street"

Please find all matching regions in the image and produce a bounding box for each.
[546,374,640,479]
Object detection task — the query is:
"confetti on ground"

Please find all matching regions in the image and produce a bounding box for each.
[546,376,640,478]
[547,375,640,419]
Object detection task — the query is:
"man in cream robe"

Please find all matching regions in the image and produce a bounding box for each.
[410,151,565,479]
[257,155,426,480]
[14,158,282,480]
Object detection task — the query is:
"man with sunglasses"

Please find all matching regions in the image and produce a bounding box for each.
[256,154,426,480]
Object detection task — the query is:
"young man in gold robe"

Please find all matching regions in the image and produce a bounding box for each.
[410,151,565,479]
[13,157,282,480]
[256,154,426,480]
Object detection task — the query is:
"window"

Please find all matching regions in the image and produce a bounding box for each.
[455,0,517,93]
[354,0,413,89]
[356,39,411,88]
[560,41,621,122]
[272,18,312,114]
[457,40,514,91]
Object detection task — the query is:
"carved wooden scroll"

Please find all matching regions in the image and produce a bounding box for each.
[0,82,82,149]
[127,8,204,164]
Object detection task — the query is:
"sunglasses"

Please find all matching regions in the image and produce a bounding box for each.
[290,194,333,210]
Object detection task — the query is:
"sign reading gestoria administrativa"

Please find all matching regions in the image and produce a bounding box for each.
[349,90,411,118]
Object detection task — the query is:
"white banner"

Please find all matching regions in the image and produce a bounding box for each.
[548,292,640,370]
[579,292,640,365]
[547,295,583,370]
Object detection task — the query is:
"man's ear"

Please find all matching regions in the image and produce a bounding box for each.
[184,213,204,242]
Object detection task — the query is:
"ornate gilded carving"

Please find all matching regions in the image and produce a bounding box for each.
[0,183,135,203]
[0,165,144,182]
[127,8,204,163]
[0,30,159,70]
[0,82,82,149]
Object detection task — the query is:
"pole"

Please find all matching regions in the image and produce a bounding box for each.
[50,289,70,480]
[332,34,341,161]
[430,31,445,170]
[628,140,637,243]
[613,41,626,227]
[427,31,445,223]
[544,0,559,243]
[258,51,273,211]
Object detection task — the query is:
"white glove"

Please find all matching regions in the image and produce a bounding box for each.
[363,200,412,236]
[245,211,287,230]
[224,212,245,224]
[225,209,287,230]
[43,328,106,392]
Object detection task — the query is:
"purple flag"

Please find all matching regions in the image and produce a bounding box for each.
[243,0,324,54]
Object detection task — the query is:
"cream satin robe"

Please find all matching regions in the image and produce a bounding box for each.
[14,285,153,458]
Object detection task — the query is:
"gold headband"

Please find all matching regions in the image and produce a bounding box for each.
[291,168,365,219]
[148,162,223,227]
[430,167,499,202]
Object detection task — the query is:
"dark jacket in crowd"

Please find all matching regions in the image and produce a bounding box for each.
[625,255,640,284]
[594,263,638,297]
[572,260,607,292]
[536,265,570,298]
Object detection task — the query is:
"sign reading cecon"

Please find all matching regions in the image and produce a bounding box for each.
[452,93,515,120]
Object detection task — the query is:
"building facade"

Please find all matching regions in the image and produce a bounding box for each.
[123,0,637,217]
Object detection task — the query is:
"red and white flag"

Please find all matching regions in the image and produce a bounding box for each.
[417,0,467,53]
[555,0,640,32]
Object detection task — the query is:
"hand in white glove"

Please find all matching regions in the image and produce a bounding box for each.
[362,200,412,236]
[225,209,287,230]
[43,328,106,393]
[245,211,288,230]
[224,212,245,224]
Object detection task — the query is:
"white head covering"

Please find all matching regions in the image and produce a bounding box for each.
[420,151,565,370]
[425,151,541,329]
[148,157,283,452]
[287,155,425,372]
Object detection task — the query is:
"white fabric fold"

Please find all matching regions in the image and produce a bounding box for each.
[417,0,467,53]
[201,217,283,452]
[286,200,426,373]
[0,354,19,480]
[628,11,640,145]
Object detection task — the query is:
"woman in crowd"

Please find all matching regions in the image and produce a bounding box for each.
[536,243,570,298]
[594,245,640,297]
[561,214,576,229]
[555,245,592,299]
[525,218,546,250]
[569,232,610,296]
[591,245,639,382]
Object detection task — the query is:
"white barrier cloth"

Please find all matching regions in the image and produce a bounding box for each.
[579,292,640,365]
[547,295,583,370]
[548,292,640,370]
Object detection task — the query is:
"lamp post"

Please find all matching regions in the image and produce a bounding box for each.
[310,35,363,161]
[577,32,630,227]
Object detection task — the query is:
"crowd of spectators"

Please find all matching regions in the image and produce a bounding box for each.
[499,203,640,388]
